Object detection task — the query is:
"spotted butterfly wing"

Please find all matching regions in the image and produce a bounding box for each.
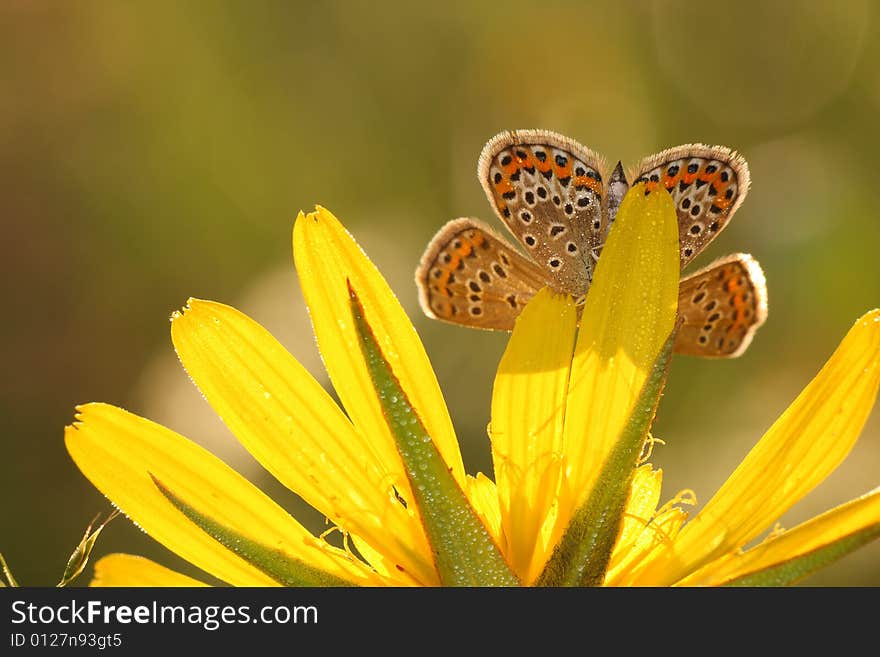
[478,129,610,299]
[416,218,545,330]
[631,145,750,269]
[416,132,767,358]
[675,253,768,357]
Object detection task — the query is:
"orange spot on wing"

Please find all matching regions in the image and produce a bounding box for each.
[495,179,514,194]
[454,240,473,258]
[554,160,573,179]
[709,178,734,211]
[663,173,680,189]
[573,175,602,194]
[502,160,519,176]
[534,155,553,173]
[436,266,454,296]
[722,268,757,330]
[731,298,749,328]
[493,178,514,214]
[435,250,464,296]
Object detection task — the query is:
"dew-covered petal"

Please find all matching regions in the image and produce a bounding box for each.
[348,286,518,586]
[490,289,576,580]
[292,207,464,499]
[466,473,503,545]
[65,403,383,586]
[560,185,679,518]
[171,299,433,585]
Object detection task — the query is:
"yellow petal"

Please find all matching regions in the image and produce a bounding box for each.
[490,288,577,580]
[171,299,433,586]
[347,534,417,586]
[610,465,664,566]
[293,208,464,501]
[678,488,880,586]
[561,186,679,519]
[639,309,880,585]
[91,554,210,587]
[602,466,665,584]
[466,473,503,545]
[65,403,382,586]
[609,500,691,586]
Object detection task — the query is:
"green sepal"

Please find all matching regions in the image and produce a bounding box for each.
[150,474,354,587]
[535,328,676,586]
[723,523,880,586]
[348,281,520,586]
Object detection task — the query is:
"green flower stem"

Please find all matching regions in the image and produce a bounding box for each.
[349,281,520,586]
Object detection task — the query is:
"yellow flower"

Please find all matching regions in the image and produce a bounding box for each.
[66,189,880,587]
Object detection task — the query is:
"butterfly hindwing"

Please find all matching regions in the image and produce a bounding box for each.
[632,144,750,269]
[674,253,767,358]
[415,218,546,330]
[478,129,608,299]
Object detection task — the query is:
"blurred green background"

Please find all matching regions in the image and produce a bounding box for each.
[3,0,879,586]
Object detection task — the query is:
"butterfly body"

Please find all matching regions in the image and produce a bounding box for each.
[417,130,767,358]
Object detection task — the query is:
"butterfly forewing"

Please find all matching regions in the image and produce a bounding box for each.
[674,253,767,358]
[477,129,608,299]
[415,218,546,330]
[632,144,750,269]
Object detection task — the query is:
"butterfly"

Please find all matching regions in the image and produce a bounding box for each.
[415,129,767,357]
